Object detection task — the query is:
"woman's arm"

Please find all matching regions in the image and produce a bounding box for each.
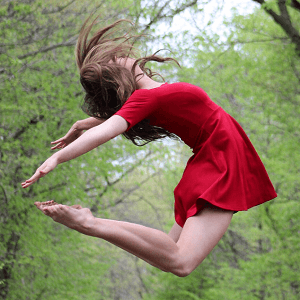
[76,117,106,130]
[22,115,128,188]
[54,115,127,164]
[51,117,106,150]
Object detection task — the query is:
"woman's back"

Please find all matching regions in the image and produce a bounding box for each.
[115,82,220,148]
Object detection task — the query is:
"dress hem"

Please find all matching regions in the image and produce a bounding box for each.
[175,192,277,227]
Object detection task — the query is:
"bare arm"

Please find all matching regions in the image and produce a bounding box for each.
[76,117,106,130]
[22,115,128,188]
[54,115,127,164]
[51,117,106,150]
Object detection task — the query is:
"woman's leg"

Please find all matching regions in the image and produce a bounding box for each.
[36,201,233,277]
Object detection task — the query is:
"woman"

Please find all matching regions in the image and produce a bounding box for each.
[22,18,277,277]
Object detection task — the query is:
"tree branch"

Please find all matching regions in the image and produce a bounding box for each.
[140,0,198,34]
[85,150,153,194]
[17,36,78,59]
[252,0,300,56]
[289,0,300,12]
[165,0,198,18]
[12,115,44,140]
[141,0,172,34]
[91,170,160,213]
[109,171,160,207]
[41,0,76,14]
[278,0,292,25]
[234,37,289,44]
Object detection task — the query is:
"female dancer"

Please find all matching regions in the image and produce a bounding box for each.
[21,18,277,277]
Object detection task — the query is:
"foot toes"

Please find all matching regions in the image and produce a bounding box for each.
[71,205,82,209]
[59,204,69,211]
[43,208,50,215]
[44,206,56,215]
[43,200,58,206]
[34,202,46,212]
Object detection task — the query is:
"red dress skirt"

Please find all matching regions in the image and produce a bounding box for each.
[115,82,277,227]
[173,107,277,226]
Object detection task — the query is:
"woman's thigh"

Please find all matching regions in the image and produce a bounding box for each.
[176,205,233,274]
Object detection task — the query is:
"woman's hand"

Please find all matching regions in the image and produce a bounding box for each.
[21,156,58,188]
[21,116,124,189]
[51,122,84,150]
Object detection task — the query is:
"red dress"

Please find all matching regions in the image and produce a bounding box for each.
[115,82,277,227]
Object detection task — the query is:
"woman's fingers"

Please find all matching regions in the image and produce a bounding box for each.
[50,128,81,150]
[51,143,61,150]
[21,178,36,188]
[21,166,52,188]
[51,141,66,150]
[22,176,40,188]
[51,137,64,144]
[21,156,58,188]
[21,170,42,187]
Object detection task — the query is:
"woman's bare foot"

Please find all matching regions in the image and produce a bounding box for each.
[35,200,58,213]
[34,201,95,233]
[35,200,83,213]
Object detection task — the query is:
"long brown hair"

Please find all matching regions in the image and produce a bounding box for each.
[76,16,180,146]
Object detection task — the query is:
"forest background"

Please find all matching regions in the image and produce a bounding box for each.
[1,0,300,299]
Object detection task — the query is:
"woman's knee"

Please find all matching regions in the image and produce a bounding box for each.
[168,253,202,277]
[169,207,233,277]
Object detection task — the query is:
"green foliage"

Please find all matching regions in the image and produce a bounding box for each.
[2,0,300,299]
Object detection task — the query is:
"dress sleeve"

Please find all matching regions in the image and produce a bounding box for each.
[114,90,158,131]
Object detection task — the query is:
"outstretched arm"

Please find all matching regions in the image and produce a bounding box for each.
[51,117,106,150]
[77,117,106,130]
[55,115,127,164]
[22,115,128,188]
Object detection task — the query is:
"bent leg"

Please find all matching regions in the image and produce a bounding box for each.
[39,203,232,277]
[176,206,233,275]
[96,207,233,276]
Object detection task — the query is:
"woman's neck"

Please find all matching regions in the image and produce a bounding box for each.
[137,75,164,90]
[114,57,164,90]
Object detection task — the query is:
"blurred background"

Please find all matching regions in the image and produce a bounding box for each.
[1,0,299,299]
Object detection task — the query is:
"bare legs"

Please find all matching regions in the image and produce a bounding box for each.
[35,201,233,277]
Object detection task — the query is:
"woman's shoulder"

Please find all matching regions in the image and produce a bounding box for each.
[131,82,206,102]
[135,82,200,93]
[166,82,204,90]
